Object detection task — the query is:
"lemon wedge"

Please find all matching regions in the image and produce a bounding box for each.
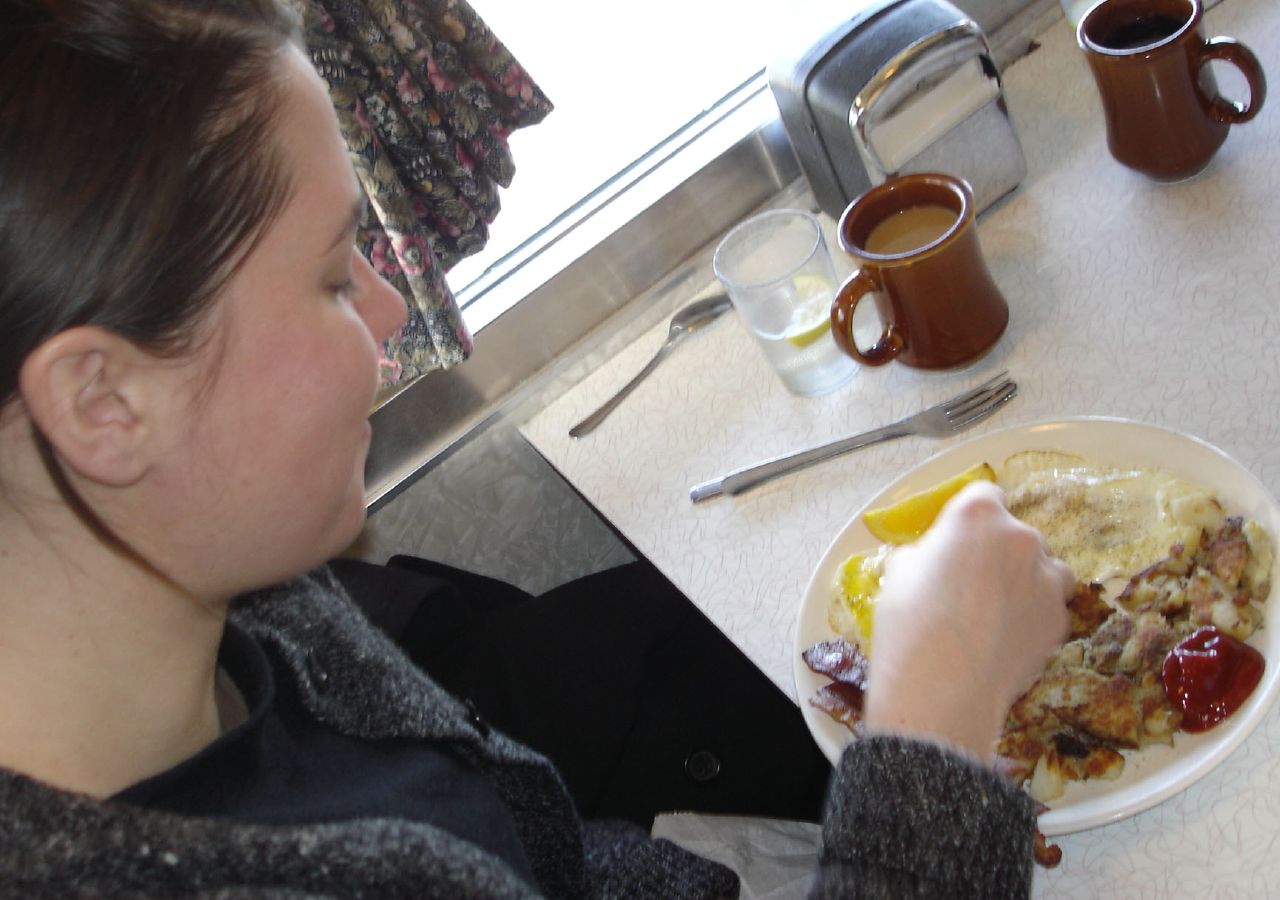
[861,462,996,544]
[784,276,832,348]
[785,317,830,349]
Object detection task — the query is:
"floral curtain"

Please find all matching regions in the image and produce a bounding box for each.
[293,0,552,388]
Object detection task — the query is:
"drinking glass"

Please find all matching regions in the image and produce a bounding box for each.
[713,209,857,396]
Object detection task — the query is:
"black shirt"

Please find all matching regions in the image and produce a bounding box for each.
[114,623,536,886]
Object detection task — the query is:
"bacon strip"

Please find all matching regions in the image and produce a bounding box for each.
[801,637,870,688]
[802,638,871,732]
[808,682,866,731]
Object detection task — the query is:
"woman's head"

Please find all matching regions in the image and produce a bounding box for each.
[0,0,407,596]
[0,0,300,403]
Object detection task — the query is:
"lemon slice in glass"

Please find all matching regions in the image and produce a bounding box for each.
[861,462,996,544]
[784,276,833,348]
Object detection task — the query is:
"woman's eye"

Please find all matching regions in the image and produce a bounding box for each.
[330,279,356,301]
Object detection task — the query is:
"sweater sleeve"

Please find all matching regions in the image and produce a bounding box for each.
[811,735,1036,900]
[581,819,740,900]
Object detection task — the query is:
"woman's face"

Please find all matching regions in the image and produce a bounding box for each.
[156,47,407,595]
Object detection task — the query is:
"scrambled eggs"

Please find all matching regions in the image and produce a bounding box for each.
[999,450,1224,584]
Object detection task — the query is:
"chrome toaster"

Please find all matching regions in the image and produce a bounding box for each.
[768,0,1027,220]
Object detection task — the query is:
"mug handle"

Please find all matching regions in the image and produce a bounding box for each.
[830,270,904,367]
[1199,37,1267,124]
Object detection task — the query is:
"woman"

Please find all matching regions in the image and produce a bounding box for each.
[0,1,1073,896]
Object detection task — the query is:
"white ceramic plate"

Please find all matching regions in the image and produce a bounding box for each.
[793,417,1280,836]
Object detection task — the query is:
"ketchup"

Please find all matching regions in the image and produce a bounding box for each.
[1162,627,1265,733]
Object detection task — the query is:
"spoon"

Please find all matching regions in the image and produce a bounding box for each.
[569,293,733,438]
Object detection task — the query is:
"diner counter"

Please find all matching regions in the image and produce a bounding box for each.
[520,0,1280,893]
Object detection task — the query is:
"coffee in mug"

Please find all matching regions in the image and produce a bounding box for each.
[830,173,1008,371]
[863,205,957,256]
[1078,0,1266,181]
[1098,14,1184,49]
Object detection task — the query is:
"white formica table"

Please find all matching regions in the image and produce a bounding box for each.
[520,0,1280,893]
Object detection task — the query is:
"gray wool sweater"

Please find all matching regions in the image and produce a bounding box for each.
[0,567,1038,899]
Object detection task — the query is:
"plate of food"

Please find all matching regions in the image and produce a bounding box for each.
[793,416,1280,837]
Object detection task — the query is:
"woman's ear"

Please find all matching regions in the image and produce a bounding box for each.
[18,327,159,487]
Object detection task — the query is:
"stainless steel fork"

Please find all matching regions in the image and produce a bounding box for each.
[689,371,1017,502]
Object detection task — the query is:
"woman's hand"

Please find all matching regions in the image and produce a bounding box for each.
[863,480,1073,762]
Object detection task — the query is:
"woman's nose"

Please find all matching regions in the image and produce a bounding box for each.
[356,254,409,343]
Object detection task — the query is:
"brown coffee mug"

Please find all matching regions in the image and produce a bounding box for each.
[830,173,1008,370]
[1078,0,1266,181]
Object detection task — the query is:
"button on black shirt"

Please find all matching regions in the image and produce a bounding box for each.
[114,624,535,887]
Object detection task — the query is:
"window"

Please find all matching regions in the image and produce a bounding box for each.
[449,0,872,329]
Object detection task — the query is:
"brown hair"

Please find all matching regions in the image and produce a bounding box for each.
[0,0,301,406]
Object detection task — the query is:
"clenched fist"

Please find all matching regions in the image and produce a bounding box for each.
[864,480,1073,762]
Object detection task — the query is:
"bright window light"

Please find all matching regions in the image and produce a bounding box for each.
[450,0,868,324]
